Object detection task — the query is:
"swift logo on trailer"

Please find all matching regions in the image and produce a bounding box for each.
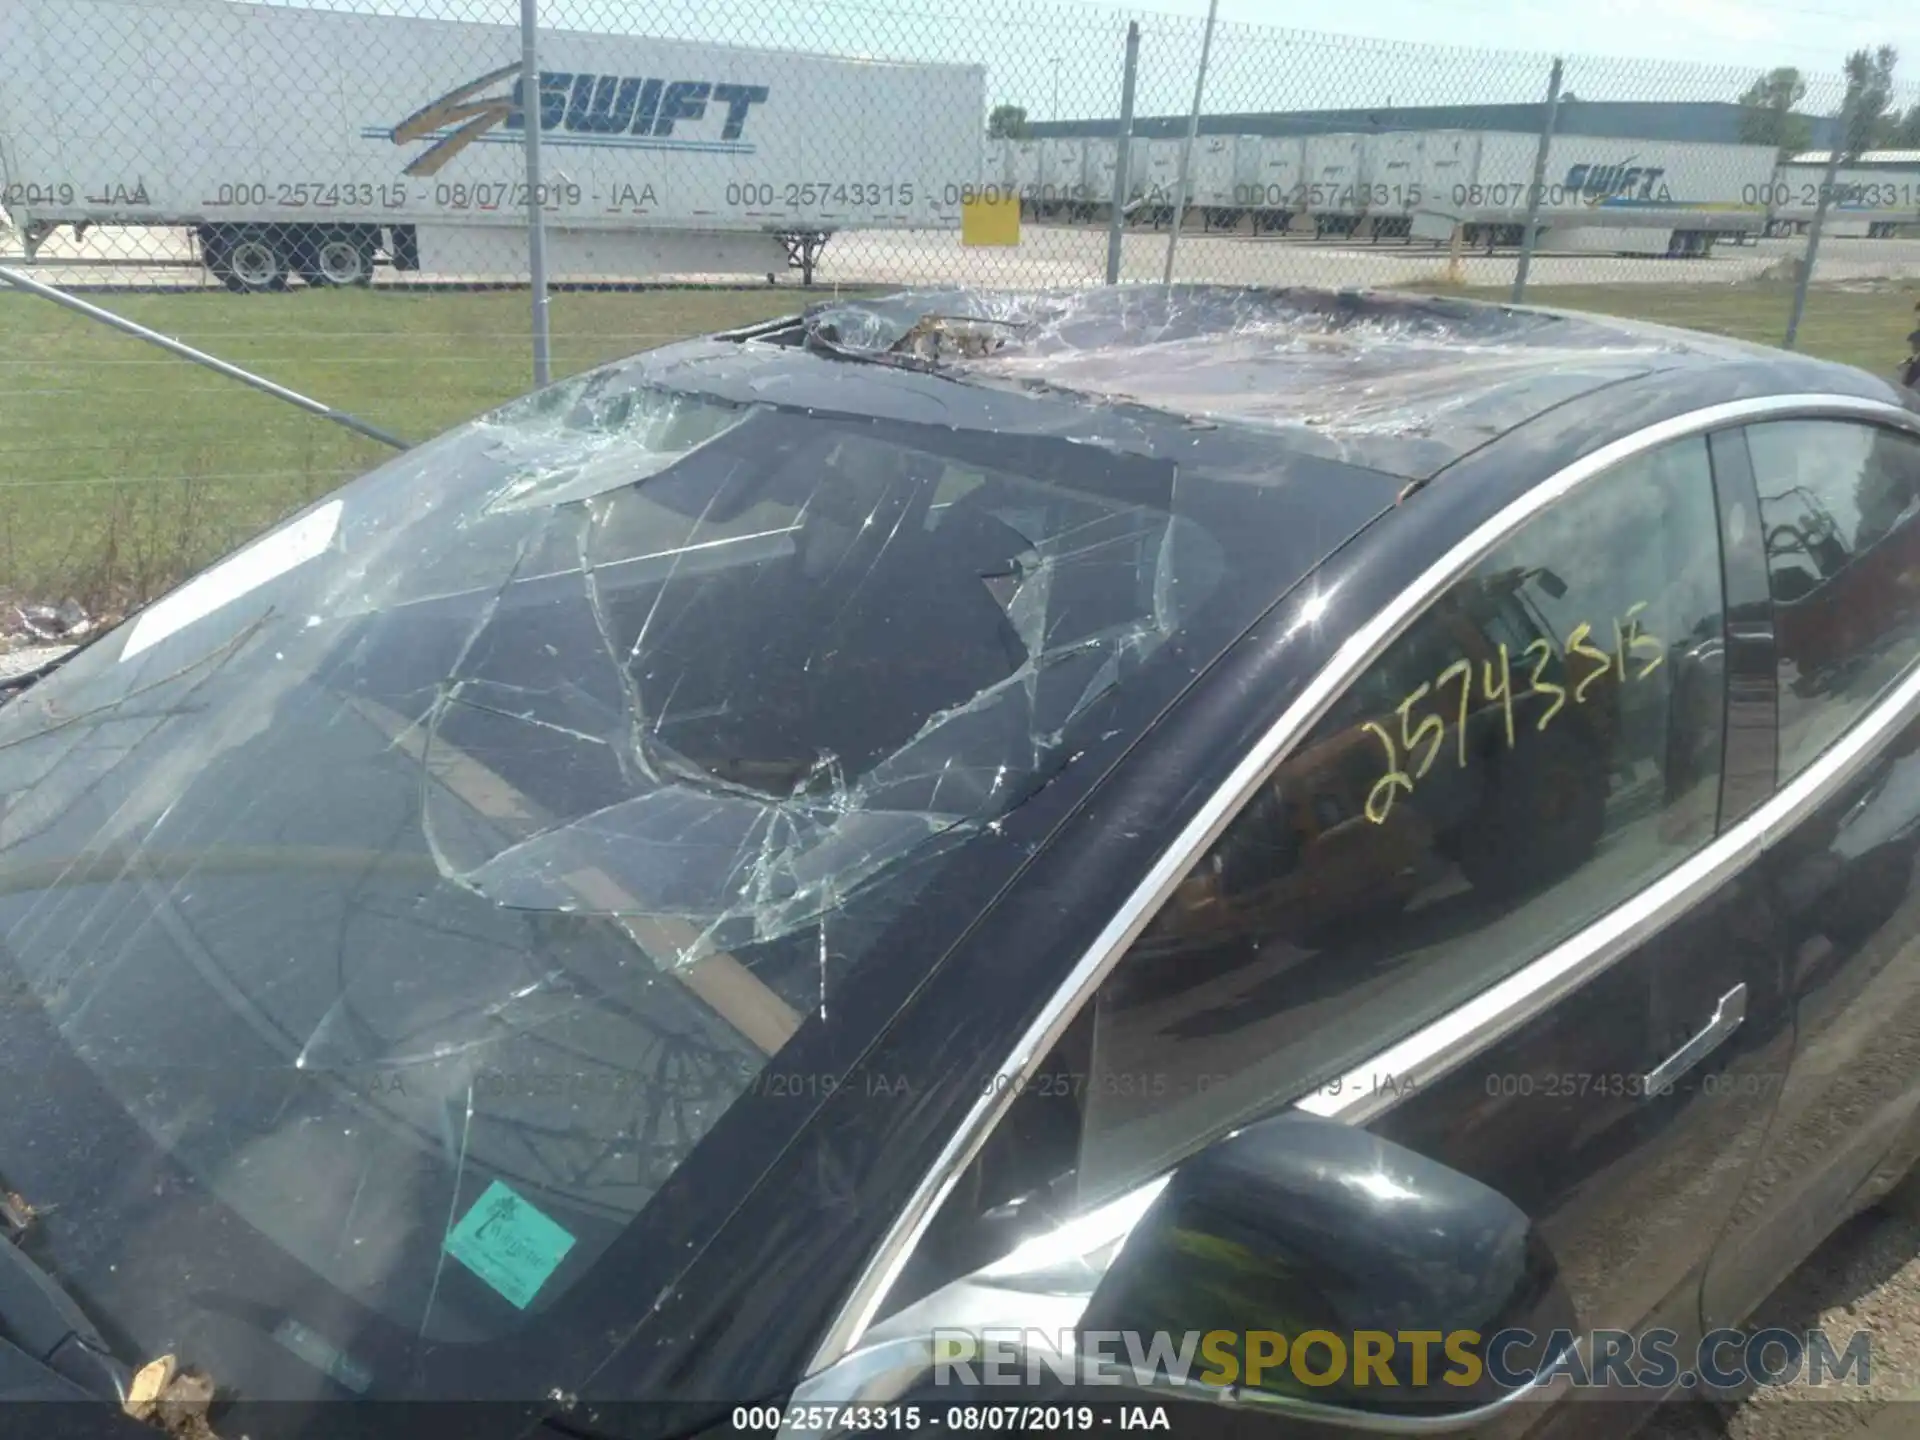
[383,61,770,176]
[1563,157,1671,204]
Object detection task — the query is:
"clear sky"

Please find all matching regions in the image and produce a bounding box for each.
[528,0,1920,119]
[1134,0,1911,77]
[278,0,1920,122]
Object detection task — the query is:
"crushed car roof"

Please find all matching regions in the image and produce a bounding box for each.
[766,285,1858,479]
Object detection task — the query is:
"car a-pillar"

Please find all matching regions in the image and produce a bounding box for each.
[196,223,384,292]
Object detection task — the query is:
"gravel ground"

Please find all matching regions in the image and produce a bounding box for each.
[11,222,1920,292]
[0,648,76,695]
[0,643,77,682]
[1638,1205,1920,1438]
[1633,880,1920,1439]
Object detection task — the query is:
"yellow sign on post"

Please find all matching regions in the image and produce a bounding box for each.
[961,193,1021,247]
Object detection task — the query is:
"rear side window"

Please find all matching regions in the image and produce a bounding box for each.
[1748,420,1920,778]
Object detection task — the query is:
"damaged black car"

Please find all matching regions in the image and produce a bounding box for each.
[7,286,1920,1440]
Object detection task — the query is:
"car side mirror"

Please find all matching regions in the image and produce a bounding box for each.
[785,1114,1577,1436]
[1075,1112,1577,1422]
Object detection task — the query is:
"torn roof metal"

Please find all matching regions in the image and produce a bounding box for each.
[774,284,1829,480]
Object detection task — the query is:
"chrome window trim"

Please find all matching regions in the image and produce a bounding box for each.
[806,391,1920,1377]
[1301,648,1920,1124]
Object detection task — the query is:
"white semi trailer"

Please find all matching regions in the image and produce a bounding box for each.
[1128,138,1186,224]
[1034,138,1092,220]
[1301,134,1367,236]
[1190,136,1238,228]
[1180,131,1774,255]
[1765,164,1920,238]
[1231,137,1305,233]
[0,0,984,287]
[987,127,1783,258]
[1124,131,1773,256]
[1357,130,1478,239]
[1419,133,1775,255]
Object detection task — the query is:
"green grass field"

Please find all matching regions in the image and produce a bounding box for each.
[0,286,833,611]
[1,278,1914,611]
[1439,279,1915,374]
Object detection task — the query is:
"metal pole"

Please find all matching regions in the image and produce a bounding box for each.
[1511,57,1564,304]
[521,0,553,388]
[1785,99,1850,350]
[1105,22,1140,286]
[1162,0,1220,286]
[0,264,409,450]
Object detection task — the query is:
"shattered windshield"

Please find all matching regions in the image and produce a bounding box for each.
[0,354,1284,1398]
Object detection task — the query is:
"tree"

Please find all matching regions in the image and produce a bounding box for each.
[1889,104,1920,148]
[987,104,1030,139]
[1738,66,1811,160]
[1840,45,1897,159]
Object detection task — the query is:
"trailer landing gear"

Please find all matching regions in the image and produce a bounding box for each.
[20,221,58,261]
[780,231,830,286]
[1664,229,1717,258]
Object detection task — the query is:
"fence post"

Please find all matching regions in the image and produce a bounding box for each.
[1511,56,1564,305]
[521,0,553,387]
[1162,0,1220,286]
[1105,22,1141,286]
[1784,97,1852,351]
[0,264,410,450]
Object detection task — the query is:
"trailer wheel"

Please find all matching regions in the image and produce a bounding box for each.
[307,234,375,287]
[217,233,289,293]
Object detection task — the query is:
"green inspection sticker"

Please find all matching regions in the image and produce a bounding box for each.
[443,1180,577,1309]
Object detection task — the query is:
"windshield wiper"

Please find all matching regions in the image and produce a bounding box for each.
[0,1222,131,1402]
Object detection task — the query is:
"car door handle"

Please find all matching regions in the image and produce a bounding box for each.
[1643,983,1748,1096]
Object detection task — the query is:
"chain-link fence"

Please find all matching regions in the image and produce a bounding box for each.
[3,0,1919,614]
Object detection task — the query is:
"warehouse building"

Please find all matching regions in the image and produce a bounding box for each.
[1790,149,1920,171]
[1027,100,1845,148]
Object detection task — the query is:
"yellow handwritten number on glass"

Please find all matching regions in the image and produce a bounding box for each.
[1363,721,1414,824]
[1567,622,1612,704]
[1437,659,1473,767]
[1483,643,1516,751]
[1524,638,1566,731]
[1622,601,1664,679]
[1398,684,1445,778]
